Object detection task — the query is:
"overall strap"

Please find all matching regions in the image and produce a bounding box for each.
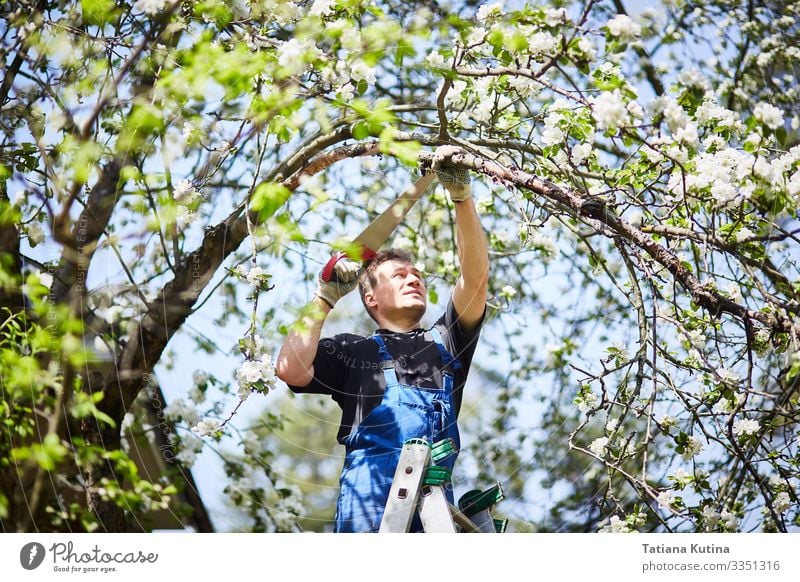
[429,327,462,372]
[370,334,400,386]
[370,334,393,362]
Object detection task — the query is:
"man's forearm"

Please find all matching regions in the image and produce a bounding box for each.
[276,296,331,387]
[454,198,489,285]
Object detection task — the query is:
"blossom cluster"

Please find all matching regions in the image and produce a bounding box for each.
[233,264,272,291]
[732,418,760,437]
[235,334,278,400]
[701,506,739,532]
[172,179,201,229]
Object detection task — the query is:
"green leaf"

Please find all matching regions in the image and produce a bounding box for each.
[71,391,116,428]
[81,0,118,26]
[504,34,528,53]
[13,434,68,471]
[352,121,370,140]
[251,183,292,223]
[395,38,416,65]
[378,128,421,166]
[194,0,234,28]
[116,103,164,153]
[775,126,787,147]
[72,141,103,185]
[487,28,504,49]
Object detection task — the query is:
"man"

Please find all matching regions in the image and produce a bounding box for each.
[276,148,489,532]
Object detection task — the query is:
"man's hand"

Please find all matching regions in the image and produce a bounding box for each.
[315,255,362,308]
[433,145,472,202]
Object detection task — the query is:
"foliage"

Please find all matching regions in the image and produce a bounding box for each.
[1,0,799,532]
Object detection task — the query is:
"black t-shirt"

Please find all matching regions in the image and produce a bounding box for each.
[288,298,484,444]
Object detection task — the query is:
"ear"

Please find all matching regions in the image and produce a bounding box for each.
[364,291,377,309]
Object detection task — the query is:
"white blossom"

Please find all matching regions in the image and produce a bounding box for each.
[337,83,355,102]
[605,418,619,433]
[245,266,268,287]
[528,32,558,57]
[712,393,744,415]
[500,285,517,298]
[173,179,197,204]
[309,0,336,18]
[527,231,558,263]
[27,223,45,246]
[716,366,740,386]
[726,282,742,303]
[472,99,495,124]
[575,388,598,412]
[656,490,675,509]
[465,26,487,47]
[444,80,468,106]
[702,505,720,530]
[773,491,792,513]
[606,14,641,41]
[545,7,567,26]
[541,126,564,146]
[627,99,644,120]
[599,515,632,533]
[591,90,628,131]
[721,509,739,531]
[663,99,688,131]
[577,38,596,61]
[191,419,220,437]
[134,0,167,15]
[678,68,711,91]
[695,100,739,129]
[235,353,278,397]
[753,102,784,129]
[476,2,504,22]
[681,436,703,460]
[732,418,760,436]
[350,61,377,85]
[572,142,593,165]
[589,436,609,458]
[176,206,197,229]
[426,51,445,68]
[277,38,320,74]
[659,415,678,429]
[175,447,197,467]
[164,398,200,427]
[674,122,699,146]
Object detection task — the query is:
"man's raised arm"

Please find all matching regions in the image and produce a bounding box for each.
[276,259,360,387]
[434,146,489,333]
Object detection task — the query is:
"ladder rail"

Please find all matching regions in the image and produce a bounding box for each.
[378,439,504,533]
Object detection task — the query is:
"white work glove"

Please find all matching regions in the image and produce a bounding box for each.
[314,254,362,308]
[433,145,472,202]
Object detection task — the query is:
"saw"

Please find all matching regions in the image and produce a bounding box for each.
[320,171,436,282]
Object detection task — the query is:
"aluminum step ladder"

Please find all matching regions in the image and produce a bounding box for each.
[379,438,507,533]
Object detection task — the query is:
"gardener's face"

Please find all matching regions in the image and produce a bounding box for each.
[365,260,427,324]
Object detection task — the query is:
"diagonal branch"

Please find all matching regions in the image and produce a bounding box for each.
[428,148,798,337]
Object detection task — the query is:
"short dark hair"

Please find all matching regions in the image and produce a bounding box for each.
[359,248,416,322]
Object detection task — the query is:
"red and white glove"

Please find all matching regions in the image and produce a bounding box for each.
[315,254,362,308]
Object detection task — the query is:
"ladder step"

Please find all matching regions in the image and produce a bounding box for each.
[458,483,504,517]
[423,465,451,486]
[431,437,458,462]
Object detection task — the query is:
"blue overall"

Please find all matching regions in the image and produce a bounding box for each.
[334,328,462,533]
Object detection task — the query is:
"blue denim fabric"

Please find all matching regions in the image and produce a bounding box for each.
[334,328,461,533]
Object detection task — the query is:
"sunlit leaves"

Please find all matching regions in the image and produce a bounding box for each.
[251,182,292,222]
